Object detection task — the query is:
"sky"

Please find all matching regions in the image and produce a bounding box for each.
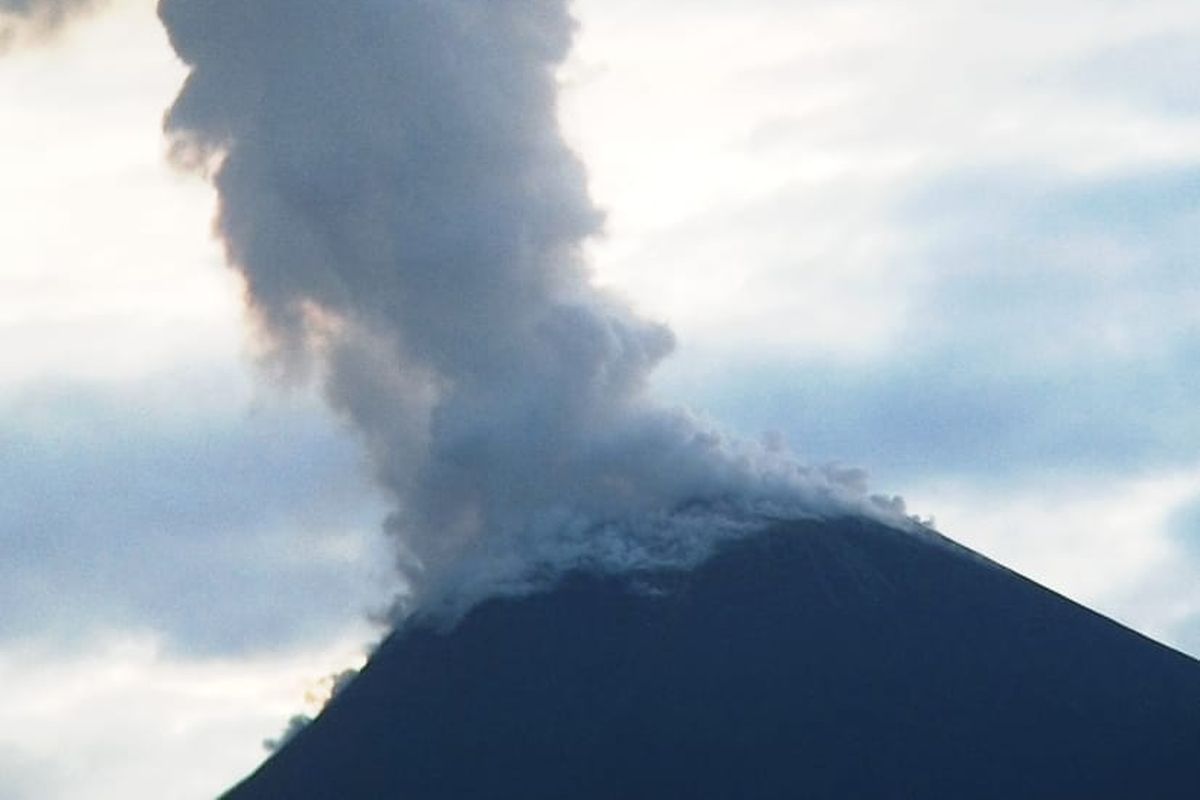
[1,0,1199,797]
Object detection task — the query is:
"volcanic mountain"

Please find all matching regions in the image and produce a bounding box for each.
[223,516,1200,798]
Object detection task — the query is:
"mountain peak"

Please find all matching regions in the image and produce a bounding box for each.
[225,516,1200,798]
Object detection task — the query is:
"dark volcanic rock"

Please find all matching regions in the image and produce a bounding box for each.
[224,517,1200,798]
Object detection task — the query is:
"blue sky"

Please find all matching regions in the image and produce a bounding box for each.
[2,0,1199,796]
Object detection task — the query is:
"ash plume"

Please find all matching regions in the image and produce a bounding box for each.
[158,0,906,616]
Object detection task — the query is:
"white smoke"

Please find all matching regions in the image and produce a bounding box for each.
[158,0,908,616]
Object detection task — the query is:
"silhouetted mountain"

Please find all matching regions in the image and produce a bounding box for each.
[224,516,1200,798]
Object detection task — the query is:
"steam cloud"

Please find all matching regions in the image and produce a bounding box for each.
[158,0,906,615]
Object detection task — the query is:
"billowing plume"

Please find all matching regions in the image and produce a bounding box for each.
[158,0,906,615]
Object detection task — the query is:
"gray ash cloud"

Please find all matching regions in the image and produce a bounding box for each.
[158,0,905,616]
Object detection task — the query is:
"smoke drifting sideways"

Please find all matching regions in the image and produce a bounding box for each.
[158,0,909,619]
[0,0,101,48]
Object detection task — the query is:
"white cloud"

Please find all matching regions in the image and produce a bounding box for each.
[0,9,396,797]
[0,0,237,386]
[0,369,397,653]
[562,0,1200,360]
[0,631,373,800]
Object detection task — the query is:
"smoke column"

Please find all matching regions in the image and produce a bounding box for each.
[159,0,906,615]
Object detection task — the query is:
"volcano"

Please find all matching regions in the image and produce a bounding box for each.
[223,516,1200,798]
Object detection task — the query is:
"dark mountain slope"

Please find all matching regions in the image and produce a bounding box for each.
[225,516,1200,798]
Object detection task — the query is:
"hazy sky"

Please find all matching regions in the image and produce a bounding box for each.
[2,0,1199,796]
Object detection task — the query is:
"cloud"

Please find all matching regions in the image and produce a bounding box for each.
[158,0,903,617]
[0,370,393,655]
[0,0,94,16]
[1169,493,1200,560]
[655,162,1200,490]
[898,167,1200,361]
[0,632,369,800]
[0,747,62,800]
[0,0,102,48]
[1066,31,1200,118]
[562,0,1200,382]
